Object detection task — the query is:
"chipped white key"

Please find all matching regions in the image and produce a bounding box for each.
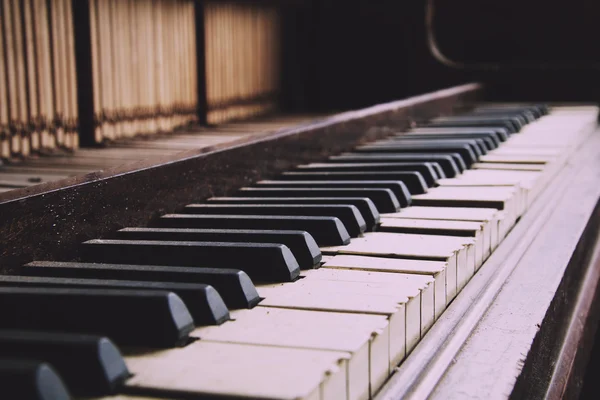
[378,218,487,267]
[321,254,448,319]
[436,169,543,209]
[256,281,409,363]
[125,341,349,400]
[259,277,424,353]
[472,162,546,172]
[302,268,436,334]
[322,232,474,298]
[412,186,520,226]
[196,307,388,400]
[382,206,502,251]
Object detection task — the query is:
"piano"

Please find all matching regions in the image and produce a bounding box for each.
[1,1,600,400]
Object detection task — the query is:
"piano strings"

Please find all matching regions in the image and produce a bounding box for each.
[0,0,282,159]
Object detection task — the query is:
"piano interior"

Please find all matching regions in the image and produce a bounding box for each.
[1,1,600,399]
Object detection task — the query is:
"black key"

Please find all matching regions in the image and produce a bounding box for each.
[355,143,476,167]
[0,331,129,396]
[255,180,412,207]
[330,154,460,178]
[425,116,520,133]
[382,137,488,154]
[0,359,70,400]
[116,228,321,270]
[24,261,259,309]
[235,187,401,214]
[82,239,300,283]
[206,197,381,230]
[473,104,548,118]
[295,162,440,185]
[429,162,446,179]
[409,127,509,142]
[467,110,535,123]
[182,204,367,237]
[0,287,194,348]
[0,276,229,325]
[281,170,430,191]
[466,112,529,126]
[395,133,499,149]
[156,214,351,246]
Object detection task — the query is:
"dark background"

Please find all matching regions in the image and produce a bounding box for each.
[280,0,600,113]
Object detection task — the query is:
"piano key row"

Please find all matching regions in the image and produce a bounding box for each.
[1,104,598,400]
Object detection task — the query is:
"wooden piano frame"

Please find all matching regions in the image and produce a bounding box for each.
[1,82,599,399]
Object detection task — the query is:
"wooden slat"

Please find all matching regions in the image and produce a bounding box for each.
[0,0,10,158]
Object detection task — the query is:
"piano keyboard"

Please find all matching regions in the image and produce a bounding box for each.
[0,104,597,400]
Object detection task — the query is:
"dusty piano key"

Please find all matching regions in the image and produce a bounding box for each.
[254,180,413,207]
[472,162,546,172]
[81,240,300,283]
[379,218,487,268]
[258,273,424,356]
[125,341,349,400]
[0,359,71,400]
[487,147,564,157]
[322,254,448,319]
[0,331,129,396]
[390,134,498,151]
[372,137,486,157]
[206,197,381,230]
[467,110,534,124]
[322,231,475,299]
[280,170,430,193]
[425,115,522,133]
[0,276,229,325]
[478,152,558,165]
[329,153,461,177]
[182,204,367,237]
[412,186,521,227]
[383,206,502,252]
[465,112,531,126]
[23,262,260,309]
[301,267,437,334]
[196,307,389,400]
[398,132,501,149]
[436,169,543,210]
[472,104,547,118]
[236,187,400,213]
[355,143,476,168]
[409,126,510,142]
[0,287,194,348]
[295,162,440,186]
[155,214,351,246]
[115,227,322,269]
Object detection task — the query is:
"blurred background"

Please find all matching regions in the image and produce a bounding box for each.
[1,0,599,158]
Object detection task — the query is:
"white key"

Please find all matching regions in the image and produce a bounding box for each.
[322,254,448,320]
[196,307,389,400]
[257,279,422,352]
[472,162,545,172]
[257,277,417,360]
[382,206,502,251]
[302,268,436,334]
[322,232,474,298]
[125,341,349,400]
[379,218,487,268]
[412,186,520,226]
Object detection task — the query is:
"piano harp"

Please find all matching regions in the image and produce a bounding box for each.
[1,1,600,400]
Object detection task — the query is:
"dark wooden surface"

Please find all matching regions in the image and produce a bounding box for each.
[72,0,96,147]
[194,0,208,125]
[0,83,481,272]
